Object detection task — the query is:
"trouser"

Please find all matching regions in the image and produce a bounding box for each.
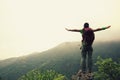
[81,45,93,73]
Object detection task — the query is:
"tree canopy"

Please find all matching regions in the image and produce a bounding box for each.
[94,56,120,80]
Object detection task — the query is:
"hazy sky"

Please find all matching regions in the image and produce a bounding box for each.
[0,0,120,60]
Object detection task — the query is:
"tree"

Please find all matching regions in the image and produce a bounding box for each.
[94,56,120,80]
[18,69,68,80]
[0,76,2,80]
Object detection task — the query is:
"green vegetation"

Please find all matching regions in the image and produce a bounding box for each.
[18,69,67,80]
[94,57,120,80]
[0,76,2,80]
[0,41,120,80]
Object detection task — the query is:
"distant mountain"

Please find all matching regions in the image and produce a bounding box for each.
[0,41,120,80]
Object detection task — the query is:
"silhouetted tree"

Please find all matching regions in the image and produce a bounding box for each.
[0,76,2,80]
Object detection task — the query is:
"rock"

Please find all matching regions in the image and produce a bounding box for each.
[71,70,94,80]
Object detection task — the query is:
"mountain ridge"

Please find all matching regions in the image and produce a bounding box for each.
[0,41,120,80]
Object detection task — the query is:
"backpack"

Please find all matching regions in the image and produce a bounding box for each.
[82,28,95,46]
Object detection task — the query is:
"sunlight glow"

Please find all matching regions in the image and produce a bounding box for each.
[0,0,120,60]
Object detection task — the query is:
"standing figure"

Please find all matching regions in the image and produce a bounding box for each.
[66,22,111,74]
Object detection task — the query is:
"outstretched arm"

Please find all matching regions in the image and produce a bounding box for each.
[65,28,82,32]
[93,26,111,32]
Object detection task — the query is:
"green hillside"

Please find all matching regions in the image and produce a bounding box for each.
[0,41,120,80]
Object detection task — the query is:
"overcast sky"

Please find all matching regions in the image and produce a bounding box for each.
[0,0,120,60]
